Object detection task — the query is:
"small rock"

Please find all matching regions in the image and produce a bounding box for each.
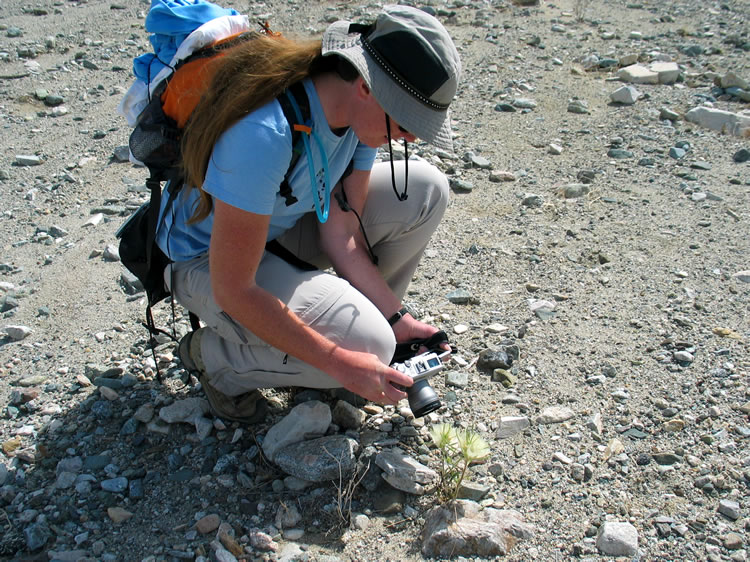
[718,499,741,520]
[332,400,365,430]
[536,406,574,424]
[513,98,537,109]
[15,155,43,166]
[375,447,438,495]
[103,245,120,262]
[489,171,516,182]
[107,507,133,524]
[421,500,533,557]
[610,85,641,104]
[596,522,638,556]
[196,514,221,534]
[275,435,358,482]
[446,288,472,304]
[522,193,543,208]
[3,325,32,341]
[496,416,530,439]
[567,99,589,114]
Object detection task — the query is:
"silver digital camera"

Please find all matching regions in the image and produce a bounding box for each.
[391,350,450,417]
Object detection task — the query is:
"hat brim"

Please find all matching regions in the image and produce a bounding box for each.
[322,20,454,151]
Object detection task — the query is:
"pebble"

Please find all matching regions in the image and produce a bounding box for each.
[14,154,43,166]
[489,170,516,182]
[3,325,32,341]
[718,499,741,520]
[513,98,537,109]
[536,406,574,424]
[611,85,641,104]
[196,514,220,534]
[107,507,133,524]
[567,99,589,114]
[596,522,638,556]
[101,477,128,493]
[497,416,530,439]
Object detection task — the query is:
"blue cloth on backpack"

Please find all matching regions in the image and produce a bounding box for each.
[132,0,239,83]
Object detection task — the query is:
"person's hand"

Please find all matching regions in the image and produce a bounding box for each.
[392,313,452,354]
[330,348,414,405]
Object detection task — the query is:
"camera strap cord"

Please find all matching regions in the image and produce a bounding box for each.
[384,114,409,202]
[333,115,411,266]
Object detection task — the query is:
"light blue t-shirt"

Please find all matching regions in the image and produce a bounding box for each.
[156,78,377,261]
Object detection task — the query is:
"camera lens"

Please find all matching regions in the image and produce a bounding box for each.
[407,379,441,418]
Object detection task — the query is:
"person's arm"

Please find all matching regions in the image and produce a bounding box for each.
[209,198,413,404]
[318,169,442,344]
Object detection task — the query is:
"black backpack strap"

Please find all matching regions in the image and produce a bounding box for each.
[276,81,311,207]
[265,239,317,272]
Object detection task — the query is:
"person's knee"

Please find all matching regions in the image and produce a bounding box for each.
[411,160,450,214]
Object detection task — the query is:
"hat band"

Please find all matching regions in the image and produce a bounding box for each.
[360,34,450,111]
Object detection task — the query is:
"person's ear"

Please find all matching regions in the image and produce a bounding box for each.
[356,76,372,99]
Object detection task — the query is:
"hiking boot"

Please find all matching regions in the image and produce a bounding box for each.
[177,329,267,424]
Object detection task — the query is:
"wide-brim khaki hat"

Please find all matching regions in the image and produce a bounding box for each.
[321,5,461,151]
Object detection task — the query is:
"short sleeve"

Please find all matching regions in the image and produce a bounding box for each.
[202,106,292,215]
[351,142,377,171]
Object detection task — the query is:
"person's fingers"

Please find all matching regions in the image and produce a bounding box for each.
[386,367,414,388]
[383,379,408,403]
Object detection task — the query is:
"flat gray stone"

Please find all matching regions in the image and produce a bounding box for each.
[274,435,358,482]
[375,448,437,495]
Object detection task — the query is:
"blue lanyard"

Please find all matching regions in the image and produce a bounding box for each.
[284,89,331,223]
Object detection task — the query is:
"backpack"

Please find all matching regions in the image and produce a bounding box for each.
[116,2,313,360]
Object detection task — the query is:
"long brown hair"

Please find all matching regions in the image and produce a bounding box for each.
[182,33,322,223]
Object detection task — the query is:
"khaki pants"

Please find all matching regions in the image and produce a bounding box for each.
[165,160,448,396]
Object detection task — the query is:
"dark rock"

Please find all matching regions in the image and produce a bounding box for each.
[275,435,358,482]
[23,521,51,551]
[477,349,513,370]
[373,482,405,514]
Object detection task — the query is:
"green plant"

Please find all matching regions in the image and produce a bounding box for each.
[429,423,491,502]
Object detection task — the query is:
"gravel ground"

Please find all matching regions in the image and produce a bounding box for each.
[1,0,749,560]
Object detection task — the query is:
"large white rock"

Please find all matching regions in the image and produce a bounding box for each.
[597,522,638,556]
[618,64,659,84]
[651,61,680,84]
[685,107,750,138]
[262,400,331,461]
